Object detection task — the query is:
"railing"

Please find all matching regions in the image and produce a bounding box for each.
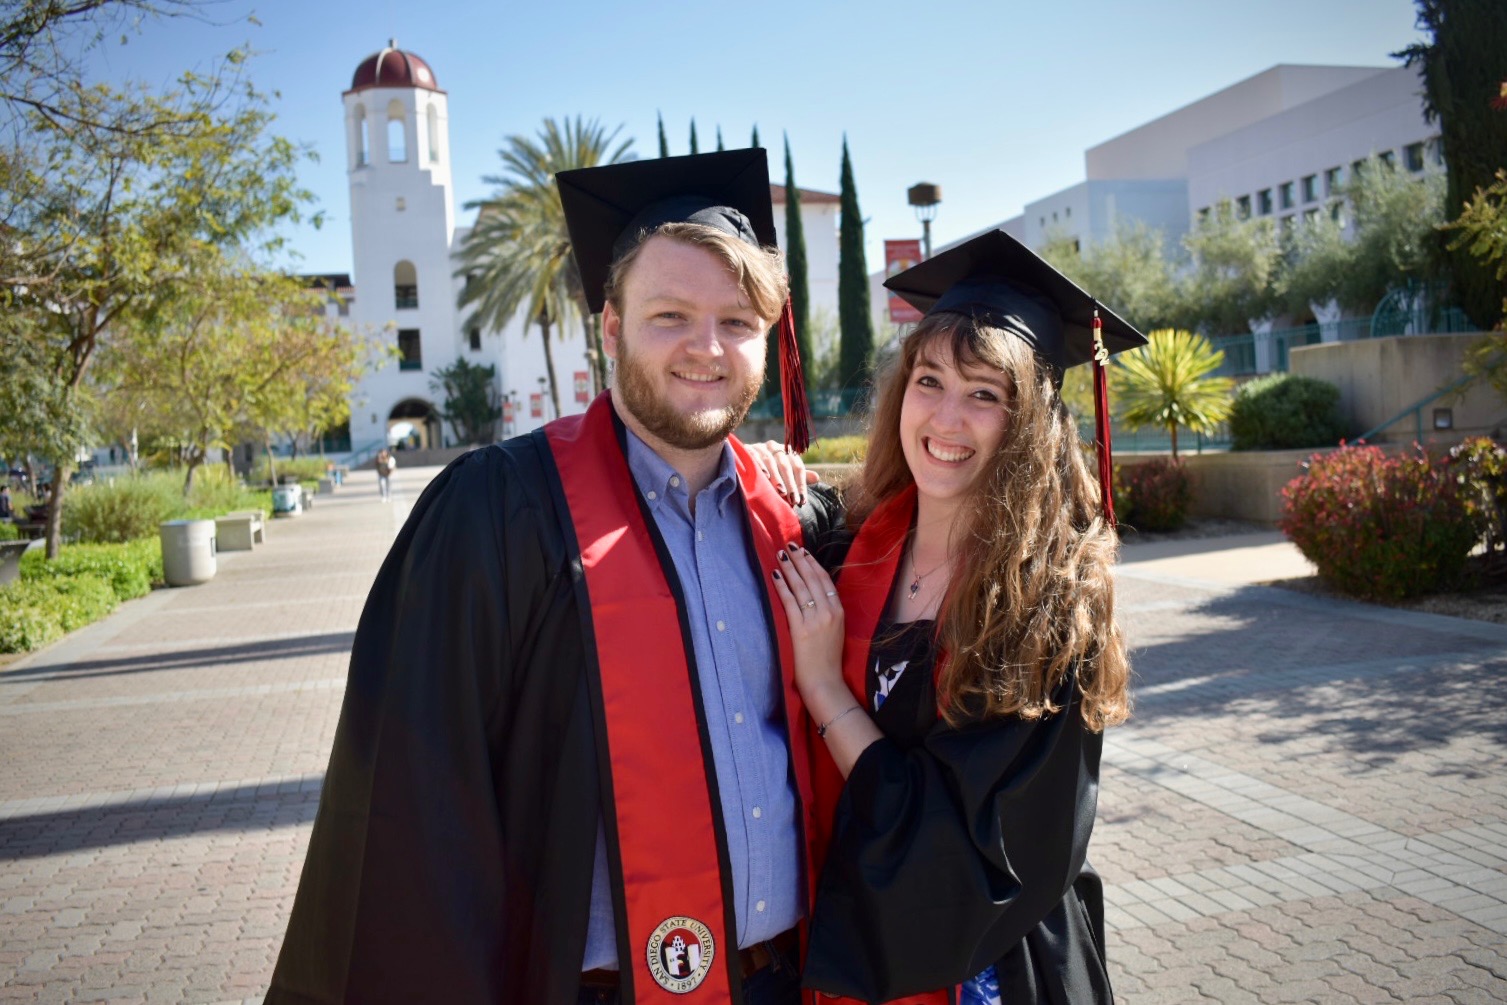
[1355,375,1475,444]
[1211,311,1480,377]
[338,439,390,470]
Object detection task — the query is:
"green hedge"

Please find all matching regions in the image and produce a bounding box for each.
[63,469,272,544]
[1229,374,1346,451]
[0,575,118,653]
[21,538,161,602]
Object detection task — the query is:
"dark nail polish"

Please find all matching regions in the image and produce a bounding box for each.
[786,542,798,552]
[779,551,789,562]
[773,570,781,580]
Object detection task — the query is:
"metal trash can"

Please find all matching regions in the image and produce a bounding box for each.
[160,519,217,586]
[272,484,303,516]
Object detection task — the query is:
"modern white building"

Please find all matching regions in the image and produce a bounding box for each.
[871,63,1442,342]
[332,42,840,453]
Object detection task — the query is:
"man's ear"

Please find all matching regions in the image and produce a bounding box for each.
[603,301,622,361]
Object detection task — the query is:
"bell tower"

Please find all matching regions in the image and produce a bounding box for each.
[341,41,457,452]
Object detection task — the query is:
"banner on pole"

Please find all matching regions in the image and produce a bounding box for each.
[885,239,925,323]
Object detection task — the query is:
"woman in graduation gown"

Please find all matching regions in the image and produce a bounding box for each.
[765,229,1143,1004]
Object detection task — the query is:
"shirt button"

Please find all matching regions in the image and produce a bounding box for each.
[646,490,657,500]
[751,807,762,819]
[670,476,680,488]
[716,620,726,632]
[734,712,744,724]
[756,900,766,912]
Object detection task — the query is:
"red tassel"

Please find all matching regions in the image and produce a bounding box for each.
[1091,309,1116,530]
[778,297,811,454]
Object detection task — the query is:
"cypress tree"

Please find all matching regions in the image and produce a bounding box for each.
[716,125,724,151]
[783,135,813,396]
[657,112,669,158]
[689,119,699,155]
[1397,0,1507,329]
[837,135,875,397]
[750,124,760,149]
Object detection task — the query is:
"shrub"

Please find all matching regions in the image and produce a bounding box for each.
[0,575,118,653]
[1229,374,1346,451]
[22,538,162,601]
[802,436,867,464]
[1280,443,1478,600]
[1447,436,1507,553]
[63,475,179,543]
[0,521,18,541]
[252,457,331,484]
[1114,458,1192,532]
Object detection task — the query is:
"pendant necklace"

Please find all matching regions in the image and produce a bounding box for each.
[906,546,951,602]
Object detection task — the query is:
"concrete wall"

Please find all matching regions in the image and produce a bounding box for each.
[1289,333,1503,445]
[1120,450,1317,525]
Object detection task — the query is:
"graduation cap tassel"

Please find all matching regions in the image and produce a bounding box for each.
[1091,307,1117,530]
[778,297,812,455]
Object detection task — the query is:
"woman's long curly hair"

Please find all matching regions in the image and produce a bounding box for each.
[848,312,1131,732]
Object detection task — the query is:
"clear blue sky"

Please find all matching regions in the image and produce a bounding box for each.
[86,0,1426,282]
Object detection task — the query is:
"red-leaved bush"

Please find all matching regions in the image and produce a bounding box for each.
[1114,458,1192,533]
[1280,443,1478,600]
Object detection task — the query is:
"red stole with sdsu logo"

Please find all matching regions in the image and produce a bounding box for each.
[808,485,955,1005]
[546,392,817,1004]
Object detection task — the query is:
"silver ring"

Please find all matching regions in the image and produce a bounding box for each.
[825,590,837,597]
[803,600,816,609]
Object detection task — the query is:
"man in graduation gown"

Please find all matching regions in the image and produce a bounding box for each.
[264,150,836,1004]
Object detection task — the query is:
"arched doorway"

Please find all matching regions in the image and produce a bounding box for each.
[388,399,442,451]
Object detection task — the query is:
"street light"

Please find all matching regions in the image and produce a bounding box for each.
[908,182,942,260]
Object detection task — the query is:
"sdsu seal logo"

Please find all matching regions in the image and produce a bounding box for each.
[646,915,716,993]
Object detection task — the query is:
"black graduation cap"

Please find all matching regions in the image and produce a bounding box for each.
[884,227,1148,528]
[557,149,777,314]
[883,228,1147,378]
[555,149,810,452]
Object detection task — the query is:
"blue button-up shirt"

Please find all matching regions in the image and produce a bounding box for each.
[581,431,803,969]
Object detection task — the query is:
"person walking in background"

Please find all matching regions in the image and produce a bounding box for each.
[374,448,395,502]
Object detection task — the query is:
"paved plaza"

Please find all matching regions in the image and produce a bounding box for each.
[2,464,1506,1003]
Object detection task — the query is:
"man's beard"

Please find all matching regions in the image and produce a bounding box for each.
[613,338,764,451]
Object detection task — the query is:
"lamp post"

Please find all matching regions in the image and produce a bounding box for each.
[908,182,942,260]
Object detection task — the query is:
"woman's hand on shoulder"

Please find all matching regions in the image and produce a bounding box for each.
[745,440,816,506]
[770,542,846,706]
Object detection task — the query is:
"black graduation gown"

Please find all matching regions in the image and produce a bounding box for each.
[264,430,841,1004]
[801,609,1114,1003]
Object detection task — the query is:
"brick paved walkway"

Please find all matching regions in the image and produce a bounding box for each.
[2,466,1504,1003]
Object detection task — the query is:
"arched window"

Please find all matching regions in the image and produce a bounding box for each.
[355,104,369,166]
[426,104,439,163]
[394,260,418,309]
[387,100,407,163]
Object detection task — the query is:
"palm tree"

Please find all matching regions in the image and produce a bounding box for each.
[456,117,633,412]
[1112,328,1235,459]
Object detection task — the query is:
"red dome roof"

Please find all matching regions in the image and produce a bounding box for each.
[348,41,440,93]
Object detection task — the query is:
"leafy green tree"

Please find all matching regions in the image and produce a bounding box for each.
[1397,0,1507,330]
[1041,221,1183,331]
[715,126,724,152]
[750,124,760,149]
[1112,329,1235,459]
[101,261,376,495]
[1,68,316,556]
[1448,169,1507,395]
[1180,201,1283,334]
[689,119,698,155]
[836,136,874,395]
[1278,155,1447,314]
[431,358,503,445]
[779,134,812,399]
[657,111,668,157]
[457,116,633,410]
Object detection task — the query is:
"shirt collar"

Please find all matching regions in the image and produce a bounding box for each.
[623,428,741,516]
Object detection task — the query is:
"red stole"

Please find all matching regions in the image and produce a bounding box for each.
[809,485,954,1005]
[546,393,811,1003]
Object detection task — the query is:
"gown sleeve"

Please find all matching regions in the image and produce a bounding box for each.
[266,444,582,1003]
[802,674,1103,1003]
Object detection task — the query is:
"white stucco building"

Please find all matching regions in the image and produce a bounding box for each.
[332,42,839,453]
[871,63,1443,342]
